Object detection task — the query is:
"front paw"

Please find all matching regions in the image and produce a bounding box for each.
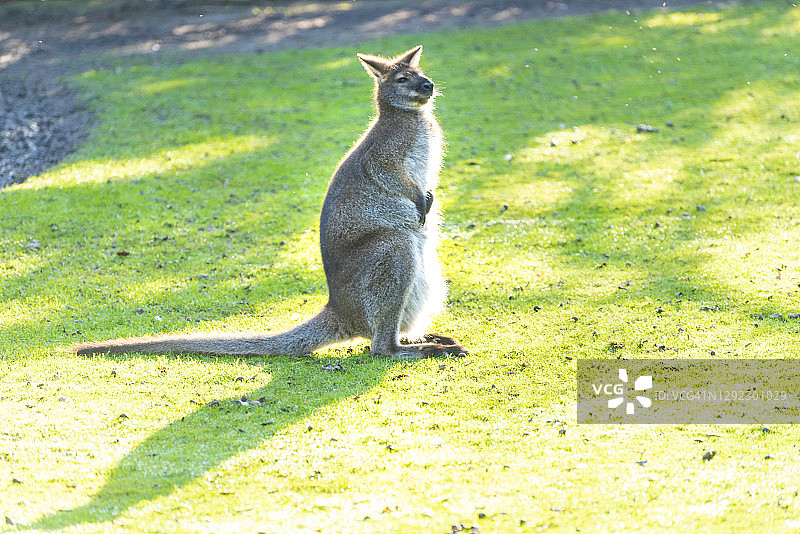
[425,191,434,214]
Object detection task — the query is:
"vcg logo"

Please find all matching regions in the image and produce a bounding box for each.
[592,368,653,415]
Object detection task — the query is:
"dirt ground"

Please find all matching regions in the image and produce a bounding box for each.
[0,0,715,75]
[0,0,713,186]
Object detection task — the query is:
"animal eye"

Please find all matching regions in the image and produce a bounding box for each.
[396,76,409,83]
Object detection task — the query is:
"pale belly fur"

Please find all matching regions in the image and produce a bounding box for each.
[399,129,446,338]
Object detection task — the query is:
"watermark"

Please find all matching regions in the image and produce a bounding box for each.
[594,368,652,414]
[577,359,800,424]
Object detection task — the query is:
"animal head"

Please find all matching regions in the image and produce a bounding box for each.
[357,46,436,110]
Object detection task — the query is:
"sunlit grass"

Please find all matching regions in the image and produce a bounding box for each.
[16,136,274,190]
[2,1,800,533]
[645,11,724,27]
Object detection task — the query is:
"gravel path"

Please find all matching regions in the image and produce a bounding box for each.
[0,77,89,189]
[0,0,713,189]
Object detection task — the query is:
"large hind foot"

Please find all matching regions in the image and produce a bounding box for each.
[421,333,462,347]
[399,333,461,346]
[420,341,468,358]
[377,335,467,359]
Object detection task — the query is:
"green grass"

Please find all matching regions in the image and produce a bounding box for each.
[3,2,800,532]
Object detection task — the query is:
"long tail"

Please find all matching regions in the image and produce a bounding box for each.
[72,305,349,357]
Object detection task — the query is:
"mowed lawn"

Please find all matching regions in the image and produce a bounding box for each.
[2,2,800,532]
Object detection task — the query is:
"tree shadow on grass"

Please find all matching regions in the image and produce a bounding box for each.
[25,352,397,532]
[441,1,800,323]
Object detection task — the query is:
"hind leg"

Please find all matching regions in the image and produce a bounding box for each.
[363,241,467,359]
[364,256,428,358]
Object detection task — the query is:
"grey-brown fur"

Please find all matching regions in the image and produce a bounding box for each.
[73,46,466,359]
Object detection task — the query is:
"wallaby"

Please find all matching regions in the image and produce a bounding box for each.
[73,45,467,359]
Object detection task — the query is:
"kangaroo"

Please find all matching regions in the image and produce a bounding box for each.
[73,45,467,359]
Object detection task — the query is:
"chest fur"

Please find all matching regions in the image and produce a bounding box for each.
[404,122,442,190]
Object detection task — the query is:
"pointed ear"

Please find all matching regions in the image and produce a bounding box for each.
[394,45,422,67]
[357,53,390,79]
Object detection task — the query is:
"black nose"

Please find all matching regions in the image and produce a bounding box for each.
[421,81,434,92]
